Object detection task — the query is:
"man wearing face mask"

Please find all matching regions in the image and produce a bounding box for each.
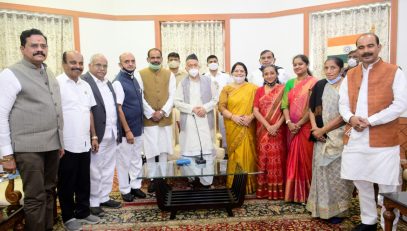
[82,53,123,216]
[342,50,360,77]
[112,52,146,202]
[339,33,407,231]
[203,55,232,152]
[139,48,176,193]
[174,54,219,187]
[248,50,291,86]
[168,52,188,86]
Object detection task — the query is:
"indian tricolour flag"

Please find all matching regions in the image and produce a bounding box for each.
[327,34,360,63]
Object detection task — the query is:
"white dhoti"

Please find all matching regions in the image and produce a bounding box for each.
[341,144,401,230]
[89,134,117,207]
[143,125,173,159]
[116,135,143,194]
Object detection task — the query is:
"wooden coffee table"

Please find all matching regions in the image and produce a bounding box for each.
[139,159,261,219]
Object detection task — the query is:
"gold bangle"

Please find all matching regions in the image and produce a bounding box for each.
[91,136,98,140]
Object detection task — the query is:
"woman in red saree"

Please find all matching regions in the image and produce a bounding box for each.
[253,65,287,200]
[282,54,317,203]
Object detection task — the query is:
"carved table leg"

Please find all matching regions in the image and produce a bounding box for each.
[383,206,396,231]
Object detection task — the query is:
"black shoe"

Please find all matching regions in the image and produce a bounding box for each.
[121,192,134,202]
[148,181,156,193]
[326,217,343,224]
[131,188,146,198]
[352,223,377,231]
[90,206,105,217]
[100,199,122,208]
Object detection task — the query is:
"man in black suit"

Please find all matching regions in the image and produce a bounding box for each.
[82,53,122,216]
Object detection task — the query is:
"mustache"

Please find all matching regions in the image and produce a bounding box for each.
[71,68,83,71]
[33,51,46,56]
[151,62,161,65]
[362,52,373,57]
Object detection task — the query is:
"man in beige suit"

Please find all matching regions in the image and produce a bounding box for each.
[0,28,64,231]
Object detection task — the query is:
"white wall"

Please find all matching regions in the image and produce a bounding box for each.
[397,0,407,71]
[397,0,407,117]
[230,14,304,77]
[0,0,347,15]
[79,18,155,80]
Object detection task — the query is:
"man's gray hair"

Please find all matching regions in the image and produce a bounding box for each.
[89,53,106,64]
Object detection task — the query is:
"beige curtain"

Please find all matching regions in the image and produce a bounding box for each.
[161,21,225,74]
[0,10,74,75]
[310,2,391,78]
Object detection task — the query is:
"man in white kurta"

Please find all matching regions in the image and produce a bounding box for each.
[139,48,176,193]
[247,50,291,86]
[175,54,219,186]
[339,33,407,231]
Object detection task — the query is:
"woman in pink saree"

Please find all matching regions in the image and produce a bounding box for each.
[282,55,317,203]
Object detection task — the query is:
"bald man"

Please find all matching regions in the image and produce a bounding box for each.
[82,54,123,217]
[112,52,146,202]
[57,51,100,230]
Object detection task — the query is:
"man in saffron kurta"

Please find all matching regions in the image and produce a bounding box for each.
[139,48,176,192]
[174,54,219,186]
[339,33,407,231]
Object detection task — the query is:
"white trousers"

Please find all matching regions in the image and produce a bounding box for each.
[89,135,117,207]
[117,136,143,194]
[181,154,215,186]
[354,180,399,230]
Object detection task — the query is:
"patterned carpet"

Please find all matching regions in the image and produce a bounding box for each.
[52,176,407,230]
[53,191,407,231]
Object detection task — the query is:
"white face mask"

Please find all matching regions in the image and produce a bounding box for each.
[188,68,199,78]
[208,62,218,71]
[347,58,357,68]
[233,76,245,84]
[168,60,180,69]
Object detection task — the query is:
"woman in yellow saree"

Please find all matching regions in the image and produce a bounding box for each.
[218,62,258,194]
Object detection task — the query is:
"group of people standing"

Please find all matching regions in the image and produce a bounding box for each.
[0,29,175,231]
[0,28,406,231]
[214,33,407,231]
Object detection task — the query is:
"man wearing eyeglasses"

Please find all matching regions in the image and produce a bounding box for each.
[82,54,123,216]
[0,28,64,231]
